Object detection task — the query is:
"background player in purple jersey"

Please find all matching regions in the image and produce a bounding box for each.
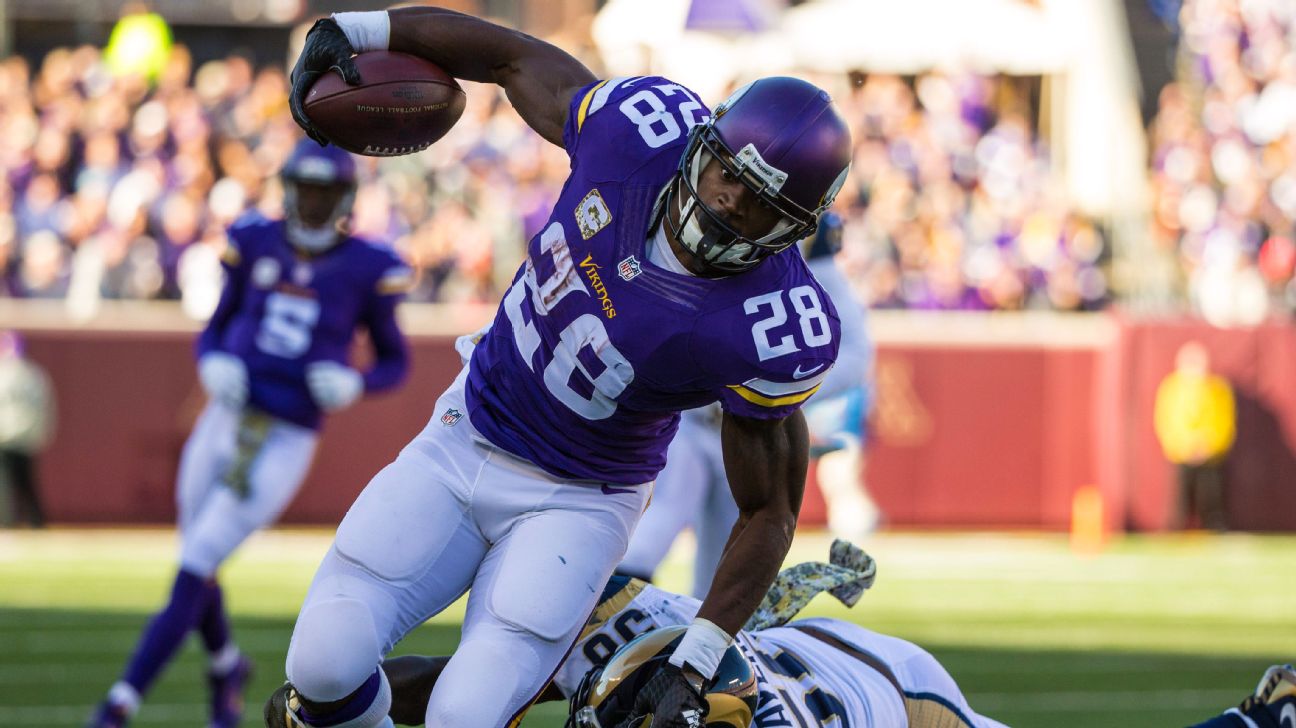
[618,213,878,600]
[88,139,411,728]
[273,8,851,727]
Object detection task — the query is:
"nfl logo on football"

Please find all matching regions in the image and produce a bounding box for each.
[440,408,463,426]
[617,255,642,282]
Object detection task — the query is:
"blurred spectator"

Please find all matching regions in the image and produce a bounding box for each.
[832,72,1108,311]
[0,23,1116,313]
[0,331,54,528]
[1147,0,1296,323]
[1154,340,1235,530]
[0,38,572,310]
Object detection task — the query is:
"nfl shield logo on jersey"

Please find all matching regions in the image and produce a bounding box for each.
[617,255,642,281]
[576,189,612,240]
[440,408,463,426]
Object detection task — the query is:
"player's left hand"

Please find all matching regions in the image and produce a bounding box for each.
[628,662,708,728]
[306,361,364,412]
[290,17,362,146]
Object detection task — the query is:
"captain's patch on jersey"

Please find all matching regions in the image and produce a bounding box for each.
[575,189,612,240]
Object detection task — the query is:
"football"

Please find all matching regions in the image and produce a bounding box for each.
[302,51,466,157]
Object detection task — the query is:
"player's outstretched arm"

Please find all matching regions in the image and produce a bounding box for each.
[708,410,808,636]
[387,7,596,147]
[358,287,410,394]
[635,411,807,724]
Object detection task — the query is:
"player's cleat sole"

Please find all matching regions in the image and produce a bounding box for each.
[1214,664,1296,728]
[86,701,130,728]
[263,681,307,728]
[209,655,254,728]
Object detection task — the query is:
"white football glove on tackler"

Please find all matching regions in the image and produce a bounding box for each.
[306,361,364,412]
[198,352,248,409]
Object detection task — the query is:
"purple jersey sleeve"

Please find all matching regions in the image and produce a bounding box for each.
[562,76,710,165]
[697,255,842,420]
[358,259,412,393]
[196,219,256,359]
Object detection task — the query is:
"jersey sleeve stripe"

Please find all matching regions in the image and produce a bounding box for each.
[739,369,831,398]
[576,79,610,133]
[376,267,413,295]
[727,382,821,408]
[220,243,241,266]
[586,76,637,118]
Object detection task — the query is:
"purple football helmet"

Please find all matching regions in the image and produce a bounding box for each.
[665,76,852,274]
[281,138,357,252]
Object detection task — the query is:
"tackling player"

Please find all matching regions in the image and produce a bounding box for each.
[269,545,1011,728]
[276,7,852,728]
[618,213,877,598]
[88,140,411,728]
[270,546,1296,728]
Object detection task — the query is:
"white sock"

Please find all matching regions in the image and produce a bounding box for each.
[107,682,141,714]
[331,11,391,53]
[209,643,242,675]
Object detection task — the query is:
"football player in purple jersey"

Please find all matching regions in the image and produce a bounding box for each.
[272,8,852,728]
[88,140,411,728]
[618,213,878,600]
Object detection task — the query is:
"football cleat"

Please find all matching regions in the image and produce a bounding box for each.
[1237,664,1296,727]
[86,701,130,728]
[263,681,308,728]
[209,655,254,728]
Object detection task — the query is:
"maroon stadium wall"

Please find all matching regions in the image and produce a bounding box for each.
[10,305,1296,531]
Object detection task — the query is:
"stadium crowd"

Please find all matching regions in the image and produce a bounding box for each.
[1147,0,1296,325]
[8,1,1293,316]
[831,72,1109,311]
[0,42,570,313]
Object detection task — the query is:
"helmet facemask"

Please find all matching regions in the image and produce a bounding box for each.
[283,178,354,253]
[664,124,820,275]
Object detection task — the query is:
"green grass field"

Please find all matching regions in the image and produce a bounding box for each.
[1,528,1292,727]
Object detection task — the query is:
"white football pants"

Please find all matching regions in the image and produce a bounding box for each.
[618,409,736,599]
[284,367,650,727]
[176,401,318,577]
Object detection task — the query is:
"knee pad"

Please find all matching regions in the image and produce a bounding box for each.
[426,634,539,727]
[287,597,384,702]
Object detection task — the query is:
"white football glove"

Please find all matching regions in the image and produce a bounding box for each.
[306,361,364,412]
[198,352,248,409]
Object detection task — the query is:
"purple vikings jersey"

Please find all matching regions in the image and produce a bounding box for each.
[197,213,411,429]
[466,77,841,484]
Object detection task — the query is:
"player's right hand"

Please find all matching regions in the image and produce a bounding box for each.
[289,17,362,146]
[626,662,708,728]
[198,352,248,409]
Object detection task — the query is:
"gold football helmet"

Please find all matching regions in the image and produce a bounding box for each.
[566,625,758,728]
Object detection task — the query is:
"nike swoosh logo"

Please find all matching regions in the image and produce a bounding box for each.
[1281,702,1295,728]
[602,484,636,495]
[793,363,825,379]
